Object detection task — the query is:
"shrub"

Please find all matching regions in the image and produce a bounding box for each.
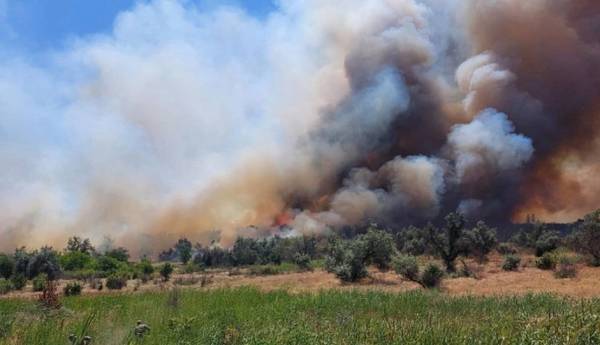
[328,239,368,282]
[393,255,420,282]
[555,257,578,279]
[0,254,15,279]
[11,274,26,290]
[106,273,128,290]
[502,255,521,271]
[88,277,103,290]
[294,253,312,271]
[535,252,557,270]
[421,264,444,288]
[33,274,48,292]
[138,258,154,276]
[160,263,174,282]
[27,247,61,280]
[63,282,82,296]
[393,256,444,289]
[497,242,518,255]
[231,238,260,266]
[464,221,498,263]
[105,247,130,262]
[94,255,121,273]
[535,231,561,257]
[0,278,14,295]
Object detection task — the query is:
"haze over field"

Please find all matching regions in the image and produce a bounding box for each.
[1,0,599,253]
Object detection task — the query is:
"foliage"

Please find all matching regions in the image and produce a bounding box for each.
[393,255,444,289]
[60,251,92,271]
[294,253,312,271]
[396,226,429,256]
[65,236,95,254]
[10,274,26,291]
[13,247,32,276]
[175,238,193,264]
[106,273,128,290]
[33,274,48,292]
[421,264,445,288]
[427,213,469,272]
[63,282,82,296]
[361,226,396,270]
[105,247,130,262]
[27,247,61,280]
[511,223,561,256]
[0,254,15,279]
[159,263,174,282]
[327,239,368,282]
[497,242,518,255]
[38,279,61,309]
[569,209,600,266]
[193,245,231,267]
[231,237,260,266]
[0,278,14,295]
[138,257,154,275]
[463,221,498,262]
[535,252,557,270]
[502,255,521,271]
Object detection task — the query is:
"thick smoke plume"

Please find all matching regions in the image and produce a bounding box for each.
[1,0,599,253]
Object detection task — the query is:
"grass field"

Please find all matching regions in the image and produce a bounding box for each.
[2,287,600,344]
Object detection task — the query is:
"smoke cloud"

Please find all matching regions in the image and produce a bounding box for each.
[0,0,598,253]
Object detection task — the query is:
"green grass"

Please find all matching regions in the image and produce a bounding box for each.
[2,288,600,344]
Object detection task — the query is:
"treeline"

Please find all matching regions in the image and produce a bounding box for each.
[0,210,599,294]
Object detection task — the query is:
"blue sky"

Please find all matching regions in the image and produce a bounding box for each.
[1,0,276,50]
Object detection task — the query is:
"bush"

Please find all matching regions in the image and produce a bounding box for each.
[175,238,193,264]
[497,242,518,255]
[294,253,312,271]
[160,263,174,282]
[464,221,498,263]
[393,256,444,289]
[502,255,521,271]
[555,257,578,279]
[105,247,130,262]
[0,278,14,295]
[11,274,26,290]
[535,231,561,257]
[32,274,48,292]
[361,226,396,270]
[63,282,82,296]
[421,264,444,288]
[535,252,557,270]
[0,254,15,279]
[27,247,61,280]
[106,273,128,290]
[393,255,420,282]
[328,239,368,282]
[138,258,154,276]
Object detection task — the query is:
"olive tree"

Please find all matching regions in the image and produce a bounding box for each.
[570,210,600,266]
[427,212,469,272]
[464,221,498,263]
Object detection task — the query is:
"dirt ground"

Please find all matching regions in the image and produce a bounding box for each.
[4,254,600,299]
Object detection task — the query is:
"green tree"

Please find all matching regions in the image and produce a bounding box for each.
[396,226,428,256]
[105,247,130,262]
[160,263,174,282]
[0,254,15,279]
[66,236,95,254]
[361,226,396,270]
[570,209,600,265]
[175,238,193,264]
[326,238,368,282]
[27,246,61,280]
[427,213,469,272]
[464,221,498,263]
[60,251,92,271]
